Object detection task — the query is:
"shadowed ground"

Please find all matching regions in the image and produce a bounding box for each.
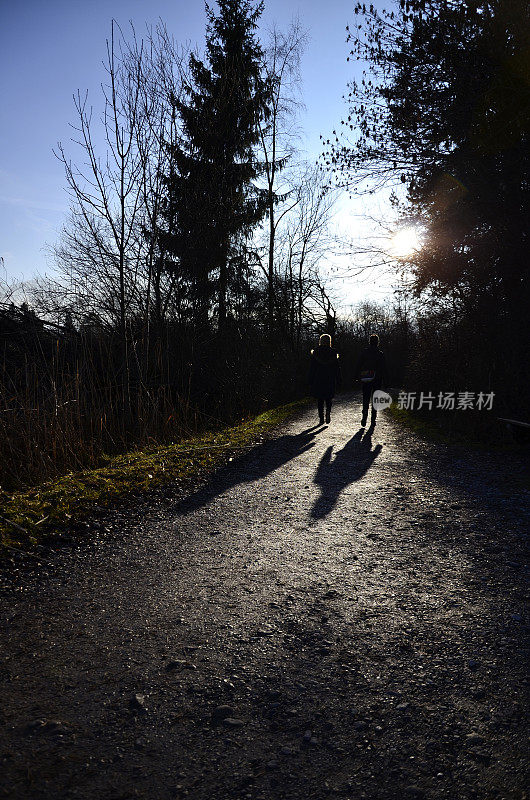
[1,392,528,800]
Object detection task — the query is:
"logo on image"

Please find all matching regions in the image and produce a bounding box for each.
[372,390,392,410]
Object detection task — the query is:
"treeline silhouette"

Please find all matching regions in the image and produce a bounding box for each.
[326,0,530,425]
[0,298,413,491]
[0,302,300,489]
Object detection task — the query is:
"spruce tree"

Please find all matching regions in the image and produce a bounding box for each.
[160,0,269,332]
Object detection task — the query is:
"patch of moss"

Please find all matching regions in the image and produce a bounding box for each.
[0,399,309,555]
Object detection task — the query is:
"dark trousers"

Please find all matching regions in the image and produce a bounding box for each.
[362,378,382,420]
[317,397,332,419]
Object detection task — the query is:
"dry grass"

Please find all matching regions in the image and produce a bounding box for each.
[0,399,308,555]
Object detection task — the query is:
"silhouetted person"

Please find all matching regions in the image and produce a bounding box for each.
[355,333,387,428]
[309,333,341,425]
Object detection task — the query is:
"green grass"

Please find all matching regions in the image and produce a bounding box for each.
[0,399,309,555]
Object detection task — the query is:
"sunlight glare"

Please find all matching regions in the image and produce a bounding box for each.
[389,226,423,258]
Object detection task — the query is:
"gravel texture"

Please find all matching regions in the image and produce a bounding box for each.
[1,392,529,800]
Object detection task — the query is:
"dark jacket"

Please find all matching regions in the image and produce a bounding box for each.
[355,345,387,384]
[309,346,341,399]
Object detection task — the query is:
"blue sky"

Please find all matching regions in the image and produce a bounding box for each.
[0,0,396,305]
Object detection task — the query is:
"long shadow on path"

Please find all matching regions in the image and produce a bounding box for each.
[311,427,383,519]
[175,425,324,515]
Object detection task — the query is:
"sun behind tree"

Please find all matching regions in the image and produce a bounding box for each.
[389,226,424,259]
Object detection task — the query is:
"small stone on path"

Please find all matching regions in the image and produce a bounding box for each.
[130,693,147,712]
[222,717,245,728]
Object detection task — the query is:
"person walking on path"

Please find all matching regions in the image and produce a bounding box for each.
[309,334,341,425]
[355,333,387,428]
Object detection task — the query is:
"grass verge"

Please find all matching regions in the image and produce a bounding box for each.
[386,402,530,500]
[1,399,309,556]
[386,402,530,491]
[386,402,508,449]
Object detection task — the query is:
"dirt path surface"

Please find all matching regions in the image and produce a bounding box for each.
[1,393,528,800]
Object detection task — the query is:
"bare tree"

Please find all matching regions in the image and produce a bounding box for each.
[274,164,338,346]
[54,20,147,350]
[48,19,191,407]
[122,22,189,334]
[259,20,306,334]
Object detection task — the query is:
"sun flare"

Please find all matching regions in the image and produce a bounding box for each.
[389,226,423,259]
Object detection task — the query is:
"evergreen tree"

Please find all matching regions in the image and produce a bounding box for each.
[160,0,269,332]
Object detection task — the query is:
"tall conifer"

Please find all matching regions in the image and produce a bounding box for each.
[160,0,269,331]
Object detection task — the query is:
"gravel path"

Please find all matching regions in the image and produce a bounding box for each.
[1,392,528,800]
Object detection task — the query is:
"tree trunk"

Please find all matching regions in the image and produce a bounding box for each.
[267,197,275,337]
